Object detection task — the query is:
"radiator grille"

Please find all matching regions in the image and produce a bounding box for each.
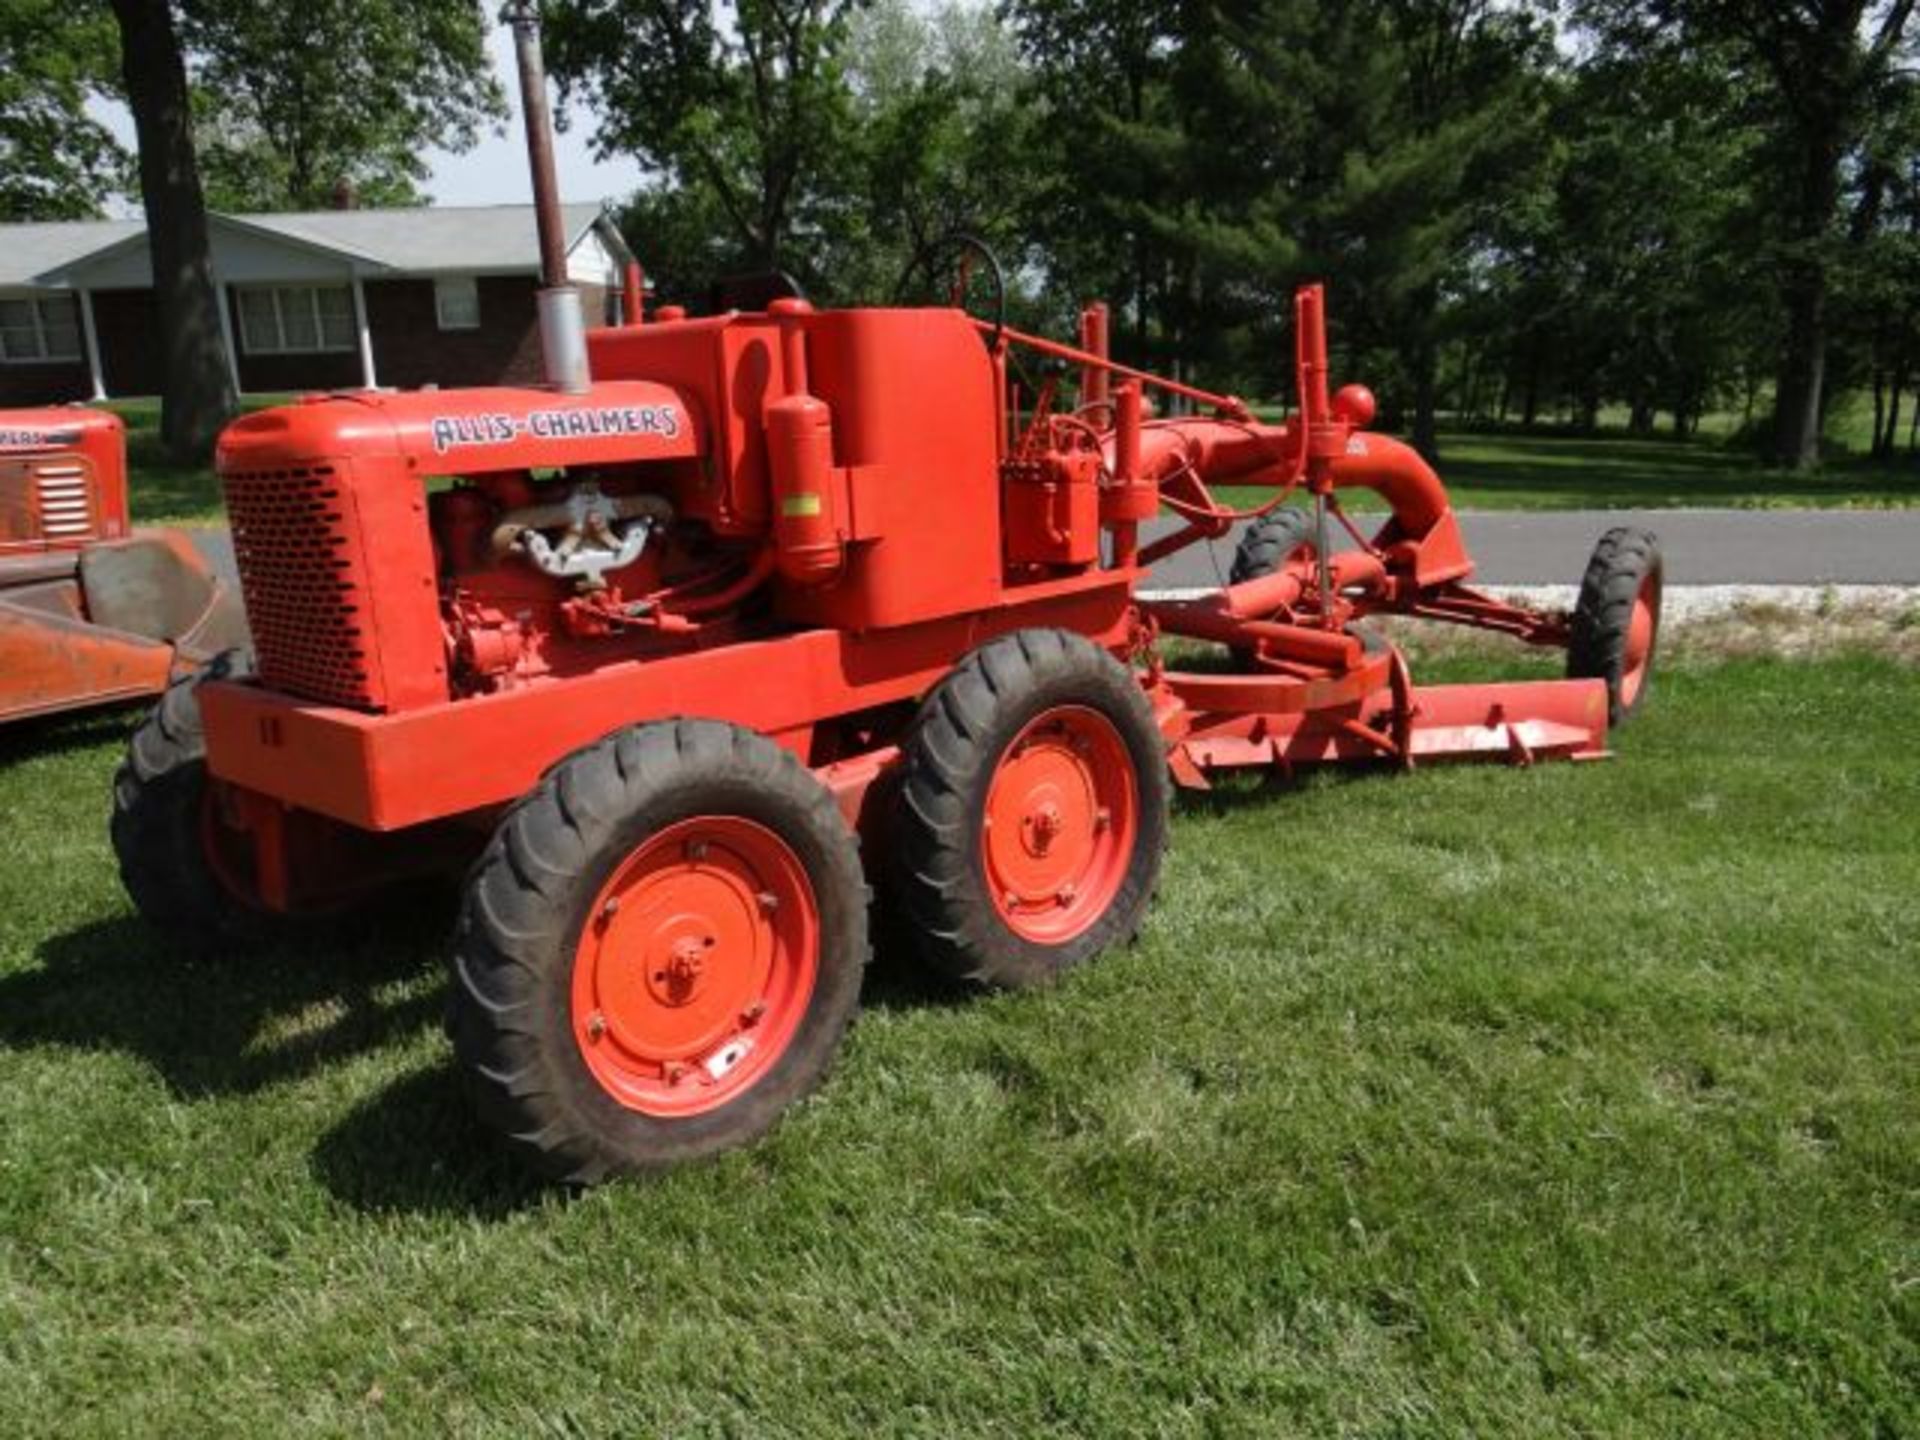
[223,466,377,709]
[33,462,94,539]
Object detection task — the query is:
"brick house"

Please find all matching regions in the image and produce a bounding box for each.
[0,204,634,406]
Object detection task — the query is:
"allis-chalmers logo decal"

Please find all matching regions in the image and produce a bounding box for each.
[0,426,81,450]
[429,403,682,455]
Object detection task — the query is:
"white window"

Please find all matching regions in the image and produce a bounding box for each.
[435,276,481,331]
[0,296,83,364]
[236,285,355,355]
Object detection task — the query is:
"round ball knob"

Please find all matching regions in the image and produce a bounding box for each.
[1332,384,1377,428]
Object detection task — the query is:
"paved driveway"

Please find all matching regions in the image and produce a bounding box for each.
[192,506,1920,596]
[1143,508,1920,589]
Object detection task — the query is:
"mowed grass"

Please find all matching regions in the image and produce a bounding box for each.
[111,397,287,528]
[0,651,1915,1434]
[1221,429,1920,512]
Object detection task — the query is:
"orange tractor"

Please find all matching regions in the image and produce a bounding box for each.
[1,408,246,726]
[111,12,1662,1183]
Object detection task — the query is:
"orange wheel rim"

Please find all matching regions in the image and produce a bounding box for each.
[982,706,1137,944]
[572,816,819,1118]
[1620,571,1660,708]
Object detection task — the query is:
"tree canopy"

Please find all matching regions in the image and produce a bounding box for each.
[0,1,126,221]
[8,0,1917,470]
[182,0,505,212]
[545,0,1917,469]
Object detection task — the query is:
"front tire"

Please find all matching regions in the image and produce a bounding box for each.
[448,719,869,1183]
[893,629,1169,990]
[1568,526,1663,727]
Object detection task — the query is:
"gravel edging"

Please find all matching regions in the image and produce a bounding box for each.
[1139,583,1919,621]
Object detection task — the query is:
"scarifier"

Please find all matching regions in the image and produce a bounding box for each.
[112,6,1663,1182]
[1,407,246,726]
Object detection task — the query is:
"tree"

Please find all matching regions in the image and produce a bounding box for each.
[1828,41,1920,457]
[1301,1,1552,458]
[1581,1,1917,468]
[1473,41,1765,436]
[832,0,1044,305]
[1001,0,1184,358]
[544,0,859,275]
[109,0,234,461]
[181,0,504,212]
[0,1,126,220]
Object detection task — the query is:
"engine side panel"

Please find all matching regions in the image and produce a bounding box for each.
[774,308,1002,631]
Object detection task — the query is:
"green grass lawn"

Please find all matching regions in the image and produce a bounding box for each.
[1219,428,1919,512]
[111,397,285,528]
[1,648,1915,1434]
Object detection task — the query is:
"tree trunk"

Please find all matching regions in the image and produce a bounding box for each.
[1520,332,1541,428]
[111,0,234,462]
[1879,362,1906,458]
[1771,119,1845,471]
[1408,285,1440,462]
[1411,348,1439,460]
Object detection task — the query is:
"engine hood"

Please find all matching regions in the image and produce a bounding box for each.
[216,381,706,476]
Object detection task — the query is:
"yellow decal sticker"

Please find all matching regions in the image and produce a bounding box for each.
[781,493,823,518]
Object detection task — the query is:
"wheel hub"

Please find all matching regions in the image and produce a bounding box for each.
[1621,572,1661,708]
[983,706,1138,944]
[572,816,819,1117]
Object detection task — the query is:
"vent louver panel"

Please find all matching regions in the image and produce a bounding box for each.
[33,462,93,539]
[223,465,380,709]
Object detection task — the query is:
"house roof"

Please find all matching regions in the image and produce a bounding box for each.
[0,220,146,289]
[2,203,625,289]
[228,203,614,274]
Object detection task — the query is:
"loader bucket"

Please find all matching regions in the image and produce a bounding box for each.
[0,530,247,725]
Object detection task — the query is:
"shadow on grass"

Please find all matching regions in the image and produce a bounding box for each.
[7,889,973,1219]
[857,891,975,1014]
[0,707,141,766]
[4,899,555,1217]
[308,941,969,1220]
[310,1064,548,1219]
[1170,761,1400,819]
[3,906,448,1102]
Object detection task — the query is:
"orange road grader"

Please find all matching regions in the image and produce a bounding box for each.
[111,9,1662,1183]
[1,408,245,726]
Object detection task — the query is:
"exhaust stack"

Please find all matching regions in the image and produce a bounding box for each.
[503,1,590,394]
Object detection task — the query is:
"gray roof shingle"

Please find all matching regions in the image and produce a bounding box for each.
[230,202,610,273]
[0,220,147,288]
[1,204,613,287]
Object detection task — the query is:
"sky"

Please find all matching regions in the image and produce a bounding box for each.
[420,21,646,208]
[90,18,646,215]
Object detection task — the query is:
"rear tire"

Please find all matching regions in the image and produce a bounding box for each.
[1568,526,1663,727]
[448,718,869,1183]
[112,650,280,943]
[1227,507,1320,666]
[893,629,1168,990]
[1229,505,1318,584]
